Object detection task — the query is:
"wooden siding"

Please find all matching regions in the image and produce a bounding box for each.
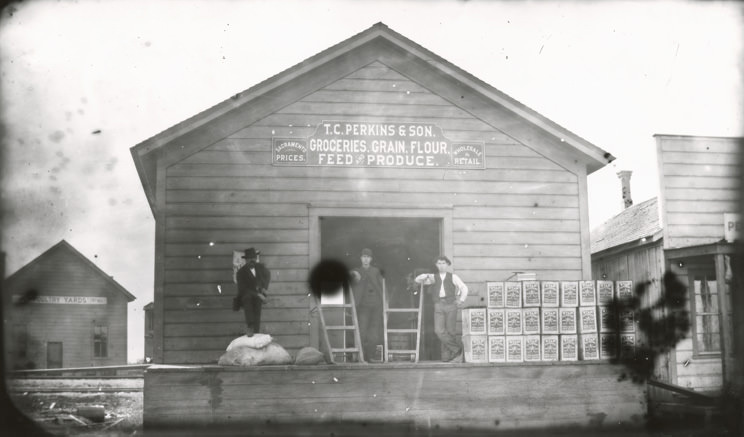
[591,241,668,381]
[3,246,130,369]
[160,62,583,364]
[656,136,741,249]
[144,363,646,430]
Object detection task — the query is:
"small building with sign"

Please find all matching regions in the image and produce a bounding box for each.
[2,240,136,370]
[130,24,662,431]
[591,135,743,395]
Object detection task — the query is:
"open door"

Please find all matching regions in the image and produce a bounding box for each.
[320,217,441,361]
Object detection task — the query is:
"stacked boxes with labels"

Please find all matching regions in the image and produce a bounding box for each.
[462,307,488,363]
[616,281,636,359]
[475,279,633,363]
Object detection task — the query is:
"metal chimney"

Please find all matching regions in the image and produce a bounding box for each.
[617,171,633,209]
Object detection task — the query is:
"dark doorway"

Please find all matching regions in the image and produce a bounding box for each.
[47,342,62,369]
[320,217,441,361]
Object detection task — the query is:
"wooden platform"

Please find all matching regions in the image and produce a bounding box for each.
[144,361,646,433]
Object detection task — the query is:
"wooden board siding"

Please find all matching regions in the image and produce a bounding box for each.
[590,241,668,381]
[3,244,130,369]
[158,62,584,364]
[673,337,723,392]
[656,135,741,249]
[144,363,646,431]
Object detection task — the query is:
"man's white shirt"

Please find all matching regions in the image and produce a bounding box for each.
[414,272,468,302]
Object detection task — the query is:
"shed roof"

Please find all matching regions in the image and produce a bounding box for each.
[4,240,137,302]
[131,22,615,214]
[590,197,663,254]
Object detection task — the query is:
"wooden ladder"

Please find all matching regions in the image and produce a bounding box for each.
[383,281,424,363]
[315,286,365,364]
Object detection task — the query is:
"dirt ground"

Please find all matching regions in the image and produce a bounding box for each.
[7,389,142,436]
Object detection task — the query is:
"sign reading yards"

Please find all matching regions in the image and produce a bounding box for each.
[12,295,107,305]
[273,121,485,169]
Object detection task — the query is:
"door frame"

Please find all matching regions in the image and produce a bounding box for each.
[47,341,63,369]
[307,203,454,350]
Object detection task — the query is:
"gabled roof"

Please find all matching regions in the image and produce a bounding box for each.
[590,197,663,254]
[4,240,136,302]
[131,22,615,214]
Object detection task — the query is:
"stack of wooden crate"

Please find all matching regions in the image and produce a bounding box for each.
[461,279,635,363]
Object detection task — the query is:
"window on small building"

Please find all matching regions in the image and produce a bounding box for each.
[690,272,721,355]
[93,325,108,358]
[13,324,28,358]
[145,310,154,337]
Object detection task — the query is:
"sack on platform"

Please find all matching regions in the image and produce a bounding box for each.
[218,342,292,366]
[226,333,272,351]
[260,343,293,365]
[294,346,325,365]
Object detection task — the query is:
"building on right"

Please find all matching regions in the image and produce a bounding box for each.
[591,135,743,394]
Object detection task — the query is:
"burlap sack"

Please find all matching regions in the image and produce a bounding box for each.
[218,342,293,366]
[294,346,325,365]
[226,333,272,351]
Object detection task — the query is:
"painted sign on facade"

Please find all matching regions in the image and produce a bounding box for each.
[12,295,107,305]
[273,121,485,168]
[724,213,741,242]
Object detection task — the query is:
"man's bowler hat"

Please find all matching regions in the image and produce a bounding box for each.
[242,248,260,259]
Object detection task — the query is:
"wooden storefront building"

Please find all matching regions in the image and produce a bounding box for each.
[3,240,136,370]
[591,135,743,395]
[132,24,649,431]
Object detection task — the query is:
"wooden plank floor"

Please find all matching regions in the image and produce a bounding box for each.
[144,361,646,433]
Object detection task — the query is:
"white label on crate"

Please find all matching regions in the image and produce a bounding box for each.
[488,309,505,335]
[488,336,506,362]
[620,334,635,358]
[487,282,505,308]
[463,309,487,335]
[523,308,540,334]
[523,281,541,307]
[505,282,522,307]
[559,308,577,334]
[598,306,615,333]
[579,281,596,306]
[582,334,599,360]
[542,335,559,361]
[525,335,541,361]
[470,336,488,362]
[619,309,635,332]
[600,334,618,359]
[561,282,579,307]
[597,281,614,305]
[506,309,523,335]
[541,281,559,307]
[542,308,559,334]
[616,281,633,301]
[561,335,578,361]
[506,336,524,362]
[468,309,487,334]
[579,307,597,333]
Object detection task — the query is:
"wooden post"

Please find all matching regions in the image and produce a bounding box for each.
[715,253,734,387]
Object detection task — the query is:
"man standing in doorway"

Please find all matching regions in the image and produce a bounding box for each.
[350,248,384,362]
[235,248,271,337]
[416,256,468,362]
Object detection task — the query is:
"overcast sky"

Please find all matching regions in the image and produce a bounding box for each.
[1,0,742,361]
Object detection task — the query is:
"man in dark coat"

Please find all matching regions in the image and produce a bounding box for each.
[350,248,384,362]
[235,248,271,336]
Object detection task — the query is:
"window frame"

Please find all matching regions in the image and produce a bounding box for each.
[93,324,109,358]
[688,270,722,358]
